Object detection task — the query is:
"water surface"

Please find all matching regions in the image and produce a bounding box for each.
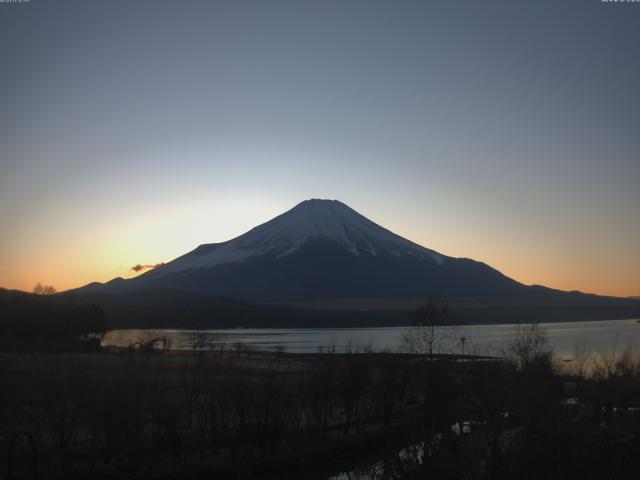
[103,318,640,359]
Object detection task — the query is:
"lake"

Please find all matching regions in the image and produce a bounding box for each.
[102,318,640,360]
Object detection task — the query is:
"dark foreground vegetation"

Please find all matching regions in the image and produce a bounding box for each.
[2,292,640,479]
[2,330,640,480]
[0,284,107,352]
[0,289,106,352]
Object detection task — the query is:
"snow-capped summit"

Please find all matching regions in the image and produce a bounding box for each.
[255,199,444,261]
[147,199,443,278]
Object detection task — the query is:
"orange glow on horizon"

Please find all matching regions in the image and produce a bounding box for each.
[2,215,638,299]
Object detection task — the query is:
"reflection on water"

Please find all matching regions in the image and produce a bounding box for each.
[330,441,427,480]
[330,421,490,480]
[102,319,640,359]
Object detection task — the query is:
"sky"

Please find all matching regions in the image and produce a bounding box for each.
[1,0,639,297]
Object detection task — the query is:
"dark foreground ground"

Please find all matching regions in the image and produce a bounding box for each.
[2,343,640,480]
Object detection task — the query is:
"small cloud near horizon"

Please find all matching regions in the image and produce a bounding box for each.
[131,262,165,273]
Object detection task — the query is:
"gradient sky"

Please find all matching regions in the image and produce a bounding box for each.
[1,0,639,297]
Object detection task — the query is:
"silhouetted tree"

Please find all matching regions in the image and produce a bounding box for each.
[401,296,455,358]
[33,283,57,295]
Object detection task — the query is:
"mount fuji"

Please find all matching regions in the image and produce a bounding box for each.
[79,199,525,303]
[70,199,638,327]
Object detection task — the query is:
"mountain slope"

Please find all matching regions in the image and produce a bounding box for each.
[142,199,445,276]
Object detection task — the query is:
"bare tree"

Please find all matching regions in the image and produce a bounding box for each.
[570,340,592,378]
[186,329,219,356]
[33,282,57,295]
[400,296,456,358]
[503,323,553,371]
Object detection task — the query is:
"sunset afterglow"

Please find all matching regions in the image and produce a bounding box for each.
[1,1,638,297]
